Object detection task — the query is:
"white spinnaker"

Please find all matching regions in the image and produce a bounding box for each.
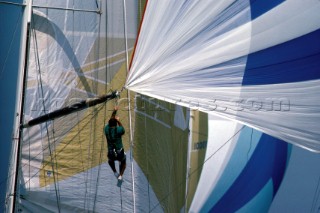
[22,5,99,190]
[126,0,320,152]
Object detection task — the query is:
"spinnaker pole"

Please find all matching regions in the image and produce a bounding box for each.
[21,91,120,128]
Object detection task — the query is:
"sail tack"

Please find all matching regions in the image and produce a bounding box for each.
[126,0,320,152]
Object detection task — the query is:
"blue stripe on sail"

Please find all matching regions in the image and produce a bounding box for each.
[209,134,288,213]
[200,126,261,212]
[249,0,284,20]
[242,28,320,85]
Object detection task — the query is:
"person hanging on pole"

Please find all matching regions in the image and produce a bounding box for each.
[104,106,126,182]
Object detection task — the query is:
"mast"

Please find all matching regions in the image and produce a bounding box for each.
[6,0,32,212]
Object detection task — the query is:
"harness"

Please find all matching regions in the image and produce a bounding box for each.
[107,126,122,151]
[108,127,117,148]
[106,125,125,161]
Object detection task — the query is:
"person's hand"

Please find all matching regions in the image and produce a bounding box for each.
[114,106,119,111]
[115,116,120,121]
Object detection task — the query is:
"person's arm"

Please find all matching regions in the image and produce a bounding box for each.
[111,106,119,118]
[115,116,125,135]
[115,116,122,127]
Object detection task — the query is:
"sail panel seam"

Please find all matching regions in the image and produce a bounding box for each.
[32,5,100,13]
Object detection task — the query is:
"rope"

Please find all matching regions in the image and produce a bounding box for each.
[27,128,31,190]
[122,0,136,212]
[87,106,95,207]
[76,111,88,211]
[311,175,320,213]
[144,108,151,211]
[247,128,254,161]
[0,9,23,79]
[50,121,62,209]
[184,109,193,212]
[92,9,103,212]
[11,104,106,212]
[120,185,123,212]
[95,0,100,10]
[20,106,99,186]
[0,1,25,6]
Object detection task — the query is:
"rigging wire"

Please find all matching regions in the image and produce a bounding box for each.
[184,109,193,212]
[0,8,23,79]
[76,110,89,211]
[19,0,110,209]
[88,106,95,208]
[247,128,254,161]
[144,107,151,211]
[95,0,100,11]
[72,0,97,96]
[120,186,123,212]
[50,121,62,208]
[70,3,89,207]
[75,0,104,210]
[122,0,136,212]
[0,102,106,195]
[149,125,246,212]
[27,128,31,190]
[92,7,103,212]
[31,12,62,212]
[79,0,90,210]
[24,106,106,209]
[11,93,109,211]
[0,1,24,6]
[18,105,103,184]
[311,175,320,213]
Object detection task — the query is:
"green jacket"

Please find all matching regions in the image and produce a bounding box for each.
[104,125,125,150]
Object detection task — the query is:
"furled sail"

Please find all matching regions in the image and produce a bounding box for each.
[126,0,320,152]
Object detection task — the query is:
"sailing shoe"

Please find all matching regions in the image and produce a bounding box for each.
[118,175,123,181]
[114,172,119,178]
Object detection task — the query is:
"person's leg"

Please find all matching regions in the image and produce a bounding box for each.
[108,150,118,177]
[119,159,126,176]
[117,149,126,179]
[108,160,117,173]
